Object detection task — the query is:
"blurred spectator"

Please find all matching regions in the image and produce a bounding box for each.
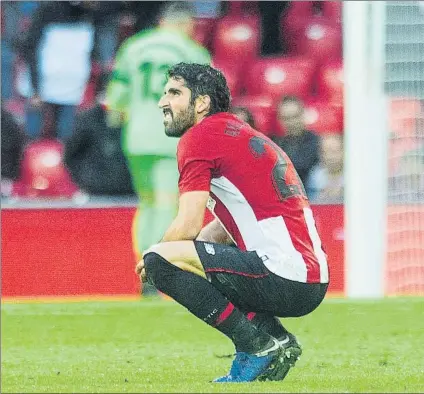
[1,106,27,197]
[16,1,97,140]
[258,1,290,55]
[272,96,320,185]
[91,1,126,68]
[63,74,134,196]
[307,134,344,202]
[121,1,166,33]
[230,106,256,128]
[1,2,40,100]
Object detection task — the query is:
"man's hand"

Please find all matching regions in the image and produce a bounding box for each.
[135,258,147,282]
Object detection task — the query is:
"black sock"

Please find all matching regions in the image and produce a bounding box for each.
[247,312,290,340]
[144,252,272,353]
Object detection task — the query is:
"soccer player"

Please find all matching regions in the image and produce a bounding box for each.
[136,63,329,383]
[106,3,211,294]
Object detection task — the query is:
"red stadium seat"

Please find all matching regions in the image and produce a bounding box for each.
[282,1,342,34]
[289,19,342,65]
[317,60,344,106]
[231,95,276,136]
[243,56,316,100]
[303,100,344,134]
[282,1,316,38]
[212,57,242,98]
[193,18,216,49]
[212,15,260,65]
[321,1,343,23]
[13,140,78,198]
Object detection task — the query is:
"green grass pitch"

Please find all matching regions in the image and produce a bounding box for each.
[1,297,423,393]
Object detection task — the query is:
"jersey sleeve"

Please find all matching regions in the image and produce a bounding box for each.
[177,129,218,194]
[106,42,131,112]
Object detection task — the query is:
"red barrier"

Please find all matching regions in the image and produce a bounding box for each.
[1,208,140,298]
[1,205,345,298]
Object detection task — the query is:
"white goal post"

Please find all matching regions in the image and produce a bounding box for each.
[344,1,388,298]
[344,1,424,298]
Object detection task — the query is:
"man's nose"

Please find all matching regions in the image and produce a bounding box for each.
[158,95,167,108]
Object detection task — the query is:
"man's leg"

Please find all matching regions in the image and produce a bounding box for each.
[25,101,44,139]
[172,241,315,381]
[141,242,283,382]
[56,104,77,140]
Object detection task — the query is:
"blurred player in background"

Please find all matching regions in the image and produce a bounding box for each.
[136,63,329,382]
[107,3,211,295]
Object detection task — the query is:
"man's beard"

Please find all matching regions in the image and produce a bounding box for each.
[164,104,196,138]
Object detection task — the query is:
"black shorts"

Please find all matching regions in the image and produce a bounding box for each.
[194,241,328,318]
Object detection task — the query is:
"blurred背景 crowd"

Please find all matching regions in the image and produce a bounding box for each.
[3,1,420,204]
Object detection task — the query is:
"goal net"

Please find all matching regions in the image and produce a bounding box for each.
[385,1,424,295]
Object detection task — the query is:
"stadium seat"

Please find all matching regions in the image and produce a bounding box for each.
[281,1,342,39]
[288,18,342,65]
[321,1,342,23]
[231,95,276,136]
[317,59,344,106]
[282,1,316,38]
[13,139,78,198]
[212,14,260,66]
[212,57,242,98]
[193,18,216,50]
[243,56,316,100]
[303,100,344,134]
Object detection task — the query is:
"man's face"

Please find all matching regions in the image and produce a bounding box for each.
[278,101,305,135]
[158,77,196,138]
[321,134,344,173]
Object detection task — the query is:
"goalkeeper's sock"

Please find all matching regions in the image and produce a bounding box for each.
[144,252,272,353]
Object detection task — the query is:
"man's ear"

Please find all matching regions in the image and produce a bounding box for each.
[195,95,211,114]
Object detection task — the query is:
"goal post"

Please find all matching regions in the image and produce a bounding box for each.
[344,1,424,298]
[343,1,388,298]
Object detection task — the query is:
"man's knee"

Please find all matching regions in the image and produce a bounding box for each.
[143,252,174,286]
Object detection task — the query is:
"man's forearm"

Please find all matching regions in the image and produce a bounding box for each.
[161,217,201,243]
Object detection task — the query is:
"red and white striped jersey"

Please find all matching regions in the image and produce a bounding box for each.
[177,113,329,284]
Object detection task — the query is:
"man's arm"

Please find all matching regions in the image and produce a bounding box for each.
[197,218,234,245]
[161,191,209,242]
[19,3,54,95]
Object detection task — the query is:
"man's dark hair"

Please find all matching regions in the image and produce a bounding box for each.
[167,63,231,115]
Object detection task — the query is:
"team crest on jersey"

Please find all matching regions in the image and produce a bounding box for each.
[204,243,216,255]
